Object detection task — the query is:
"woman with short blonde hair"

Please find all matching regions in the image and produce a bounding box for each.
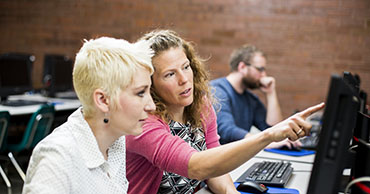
[23,37,155,194]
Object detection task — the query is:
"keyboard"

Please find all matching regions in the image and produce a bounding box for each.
[236,160,293,187]
[300,131,319,149]
[300,120,322,149]
[1,100,47,107]
[55,91,78,99]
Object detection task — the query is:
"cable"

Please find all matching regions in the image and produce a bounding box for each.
[344,176,370,194]
[348,144,358,152]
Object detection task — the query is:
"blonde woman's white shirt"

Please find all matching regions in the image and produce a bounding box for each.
[23,107,128,194]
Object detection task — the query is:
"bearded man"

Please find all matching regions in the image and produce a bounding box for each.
[211,45,300,149]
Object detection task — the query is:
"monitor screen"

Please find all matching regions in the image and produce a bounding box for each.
[0,53,34,101]
[43,54,74,96]
[307,73,361,194]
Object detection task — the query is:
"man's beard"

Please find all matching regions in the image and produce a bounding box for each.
[242,76,261,90]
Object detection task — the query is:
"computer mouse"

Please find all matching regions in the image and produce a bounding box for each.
[236,181,269,193]
[279,145,301,151]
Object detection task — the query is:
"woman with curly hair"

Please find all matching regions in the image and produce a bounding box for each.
[126,30,324,194]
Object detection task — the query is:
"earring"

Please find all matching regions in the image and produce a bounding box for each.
[103,113,109,124]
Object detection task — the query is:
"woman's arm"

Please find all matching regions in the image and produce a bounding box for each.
[188,128,270,180]
[187,102,324,180]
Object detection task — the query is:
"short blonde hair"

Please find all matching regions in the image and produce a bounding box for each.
[73,37,154,118]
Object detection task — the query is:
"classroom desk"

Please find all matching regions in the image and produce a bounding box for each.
[0,94,81,115]
[0,94,81,132]
[255,149,315,164]
[196,150,314,194]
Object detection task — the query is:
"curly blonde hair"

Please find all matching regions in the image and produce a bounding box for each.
[140,29,211,128]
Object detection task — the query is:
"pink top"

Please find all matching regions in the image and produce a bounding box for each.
[126,105,220,194]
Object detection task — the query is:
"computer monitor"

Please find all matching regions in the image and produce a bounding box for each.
[359,90,368,115]
[343,71,360,93]
[353,112,369,143]
[353,90,369,144]
[343,71,368,114]
[307,74,361,194]
[43,54,74,97]
[0,53,34,102]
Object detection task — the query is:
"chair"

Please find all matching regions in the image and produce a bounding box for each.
[8,104,55,181]
[0,111,12,194]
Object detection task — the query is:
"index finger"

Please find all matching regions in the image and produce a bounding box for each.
[297,102,325,119]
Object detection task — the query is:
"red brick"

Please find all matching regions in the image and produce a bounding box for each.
[0,0,369,117]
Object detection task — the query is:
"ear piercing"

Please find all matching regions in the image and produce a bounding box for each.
[103,118,109,123]
[103,112,109,124]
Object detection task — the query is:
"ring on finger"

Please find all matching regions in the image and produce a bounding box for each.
[296,129,303,135]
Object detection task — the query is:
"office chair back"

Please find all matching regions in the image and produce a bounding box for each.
[0,111,10,152]
[0,111,12,193]
[9,104,55,152]
[26,104,55,149]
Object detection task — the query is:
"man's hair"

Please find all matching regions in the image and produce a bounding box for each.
[229,44,266,72]
[140,29,211,128]
[73,37,154,118]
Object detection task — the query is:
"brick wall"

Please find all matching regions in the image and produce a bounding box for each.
[0,0,369,117]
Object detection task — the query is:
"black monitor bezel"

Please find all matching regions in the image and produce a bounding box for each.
[42,54,74,96]
[307,74,360,194]
[0,53,34,101]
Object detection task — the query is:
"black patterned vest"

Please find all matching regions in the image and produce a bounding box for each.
[157,120,207,194]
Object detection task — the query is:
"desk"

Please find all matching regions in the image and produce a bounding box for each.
[0,94,80,115]
[196,150,314,194]
[0,94,81,133]
[255,150,315,164]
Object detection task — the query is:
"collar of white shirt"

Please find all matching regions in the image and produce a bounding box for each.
[67,107,125,169]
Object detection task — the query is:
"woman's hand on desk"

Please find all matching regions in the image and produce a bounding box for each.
[264,102,325,143]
